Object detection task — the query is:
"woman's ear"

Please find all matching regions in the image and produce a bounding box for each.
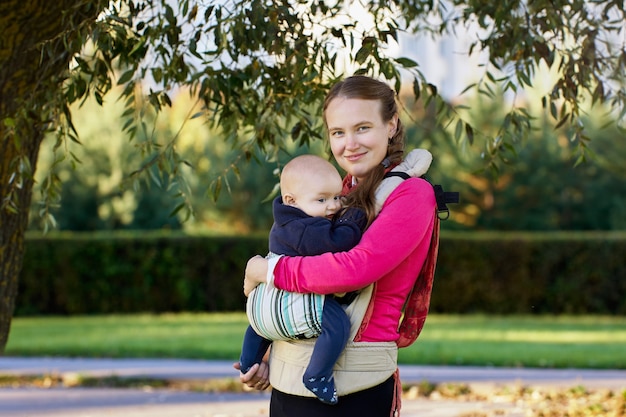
[387,113,399,137]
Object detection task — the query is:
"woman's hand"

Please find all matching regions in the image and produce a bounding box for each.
[233,361,270,390]
[244,255,269,296]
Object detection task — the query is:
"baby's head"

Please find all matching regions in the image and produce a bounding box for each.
[280,155,343,219]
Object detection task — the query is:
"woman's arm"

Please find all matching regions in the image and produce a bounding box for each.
[274,178,436,295]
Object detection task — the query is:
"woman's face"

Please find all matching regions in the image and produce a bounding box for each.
[325,97,398,182]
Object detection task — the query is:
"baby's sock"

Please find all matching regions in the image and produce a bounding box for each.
[303,374,338,405]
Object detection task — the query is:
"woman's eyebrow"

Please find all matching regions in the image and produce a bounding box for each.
[328,120,370,131]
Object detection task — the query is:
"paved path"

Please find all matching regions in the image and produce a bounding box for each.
[4,357,626,388]
[1,357,626,417]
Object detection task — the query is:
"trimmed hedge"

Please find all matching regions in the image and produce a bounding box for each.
[17,231,268,316]
[432,231,626,315]
[16,230,626,316]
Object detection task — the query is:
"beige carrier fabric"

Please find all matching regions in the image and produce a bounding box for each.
[269,284,399,396]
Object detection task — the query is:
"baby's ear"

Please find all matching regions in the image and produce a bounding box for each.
[282,194,297,206]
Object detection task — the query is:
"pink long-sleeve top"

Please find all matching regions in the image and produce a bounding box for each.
[272,177,436,343]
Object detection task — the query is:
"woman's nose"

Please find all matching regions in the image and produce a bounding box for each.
[344,133,359,150]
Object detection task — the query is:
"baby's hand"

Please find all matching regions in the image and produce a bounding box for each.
[244,255,268,296]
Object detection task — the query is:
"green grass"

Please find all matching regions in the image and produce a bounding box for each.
[400,315,626,369]
[6,313,626,369]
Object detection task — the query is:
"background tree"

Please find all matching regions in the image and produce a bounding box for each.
[28,88,186,231]
[406,90,626,231]
[2,0,625,351]
[34,87,626,233]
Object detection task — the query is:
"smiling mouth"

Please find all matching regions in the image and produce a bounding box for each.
[345,153,365,161]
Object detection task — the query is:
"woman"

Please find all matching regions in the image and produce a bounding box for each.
[239,75,438,416]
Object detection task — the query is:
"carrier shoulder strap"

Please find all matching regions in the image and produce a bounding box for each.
[382,172,459,347]
[383,172,459,220]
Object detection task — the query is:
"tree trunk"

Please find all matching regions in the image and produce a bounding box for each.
[0,0,106,352]
[0,128,43,352]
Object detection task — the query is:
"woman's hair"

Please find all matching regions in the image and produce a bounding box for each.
[323,75,405,228]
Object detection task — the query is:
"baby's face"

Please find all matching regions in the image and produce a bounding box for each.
[287,174,343,219]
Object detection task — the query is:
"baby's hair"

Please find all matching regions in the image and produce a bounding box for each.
[280,154,341,196]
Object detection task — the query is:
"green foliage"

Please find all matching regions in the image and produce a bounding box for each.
[30,90,184,231]
[35,80,626,233]
[18,231,268,315]
[5,0,626,357]
[404,86,626,231]
[470,125,626,231]
[17,231,626,316]
[29,89,334,232]
[432,231,626,314]
[13,0,624,227]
